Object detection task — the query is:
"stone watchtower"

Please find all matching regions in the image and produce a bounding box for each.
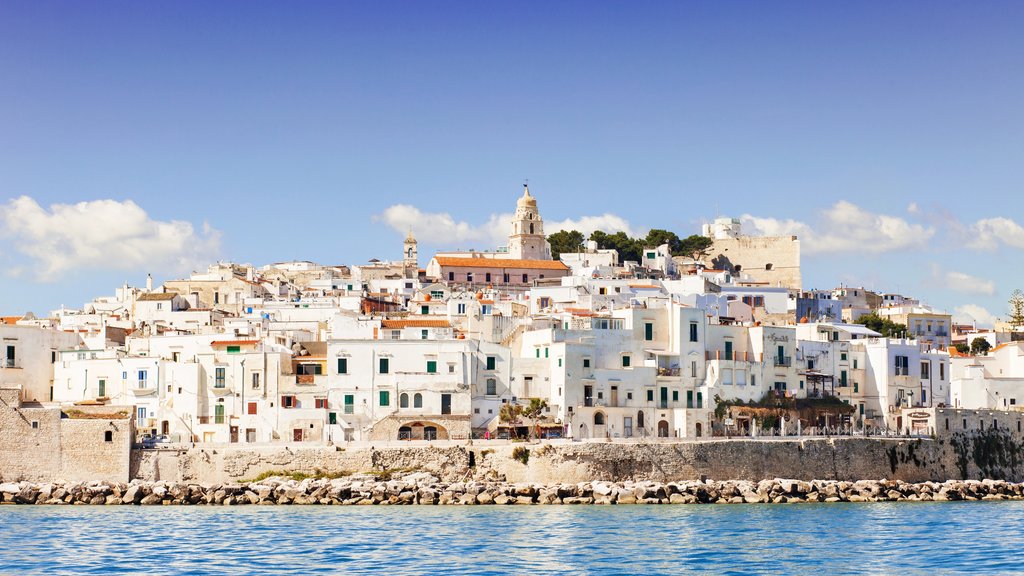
[507,184,552,260]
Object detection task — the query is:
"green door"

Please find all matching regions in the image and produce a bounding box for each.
[660,387,668,408]
[777,345,785,363]
[215,404,225,424]
[98,379,105,397]
[725,341,733,361]
[644,323,653,341]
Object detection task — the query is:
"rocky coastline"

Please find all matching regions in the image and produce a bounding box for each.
[2,475,1023,506]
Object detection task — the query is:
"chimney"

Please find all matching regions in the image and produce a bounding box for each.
[146,274,153,291]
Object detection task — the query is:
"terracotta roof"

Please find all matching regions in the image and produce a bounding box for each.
[381,319,452,329]
[628,284,660,289]
[433,257,569,271]
[211,339,260,347]
[0,316,22,325]
[137,293,177,301]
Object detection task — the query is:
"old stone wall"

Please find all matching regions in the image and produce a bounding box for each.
[707,236,801,289]
[0,387,133,483]
[131,432,1024,485]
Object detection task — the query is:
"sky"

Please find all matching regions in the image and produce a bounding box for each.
[2,1,1023,326]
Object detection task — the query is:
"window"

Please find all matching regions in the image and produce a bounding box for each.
[379,358,389,374]
[247,402,257,415]
[622,355,631,368]
[344,395,354,414]
[281,396,295,409]
[689,322,699,342]
[672,390,679,402]
[337,358,348,374]
[104,431,113,442]
[853,359,858,369]
[400,393,409,408]
[853,382,859,393]
[487,356,496,370]
[841,353,847,361]
[215,404,225,423]
[646,252,656,259]
[487,378,497,395]
[545,348,549,358]
[329,412,337,425]
[448,272,455,281]
[647,390,654,402]
[391,330,401,340]
[644,322,654,341]
[379,391,390,406]
[457,303,466,314]
[98,379,106,397]
[31,421,38,429]
[522,274,528,283]
[558,358,562,367]
[697,392,703,409]
[138,370,149,388]
[921,362,930,379]
[431,290,444,299]
[503,273,510,283]
[226,345,240,354]
[427,360,437,373]
[686,390,694,409]
[421,329,429,340]
[214,367,226,388]
[691,361,697,378]
[940,363,945,380]
[840,370,847,387]
[414,393,423,408]
[466,272,474,282]
[583,358,591,368]
[449,364,456,374]
[485,273,492,283]
[421,306,429,315]
[751,375,756,387]
[536,348,540,358]
[894,355,909,376]
[252,373,261,389]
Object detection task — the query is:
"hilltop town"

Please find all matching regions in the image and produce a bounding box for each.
[2,185,1023,482]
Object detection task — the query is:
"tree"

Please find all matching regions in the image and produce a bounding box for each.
[678,235,714,261]
[499,403,523,438]
[547,230,585,260]
[642,229,682,255]
[1010,289,1024,329]
[854,313,908,338]
[590,230,642,263]
[955,343,970,354]
[970,337,992,356]
[521,398,549,439]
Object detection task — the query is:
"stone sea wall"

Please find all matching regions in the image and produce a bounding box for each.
[128,429,1024,486]
[2,475,1022,506]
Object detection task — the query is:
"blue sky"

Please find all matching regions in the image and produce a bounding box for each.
[2,1,1023,325]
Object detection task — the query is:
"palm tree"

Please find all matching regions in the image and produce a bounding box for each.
[499,402,523,438]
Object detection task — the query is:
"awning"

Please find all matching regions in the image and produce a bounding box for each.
[835,324,882,337]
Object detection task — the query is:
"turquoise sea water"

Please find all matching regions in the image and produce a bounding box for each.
[1,502,1022,575]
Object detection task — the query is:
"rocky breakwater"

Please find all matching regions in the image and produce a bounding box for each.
[3,475,1024,506]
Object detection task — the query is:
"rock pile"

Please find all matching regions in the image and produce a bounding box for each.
[2,476,1022,506]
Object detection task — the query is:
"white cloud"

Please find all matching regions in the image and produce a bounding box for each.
[954,304,999,328]
[742,201,935,255]
[0,196,221,282]
[942,270,996,296]
[967,217,1024,251]
[374,204,638,248]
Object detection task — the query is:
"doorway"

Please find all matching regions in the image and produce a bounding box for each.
[658,420,669,437]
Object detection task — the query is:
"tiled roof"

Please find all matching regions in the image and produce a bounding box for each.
[381,319,452,329]
[137,293,177,301]
[211,339,260,347]
[628,284,660,289]
[0,316,22,325]
[433,257,569,271]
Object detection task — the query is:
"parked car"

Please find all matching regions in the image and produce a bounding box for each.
[140,434,171,448]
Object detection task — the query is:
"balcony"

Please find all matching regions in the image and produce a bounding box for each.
[773,356,792,367]
[131,383,156,396]
[211,384,232,396]
[296,374,316,385]
[198,416,225,425]
[2,359,17,369]
[584,396,594,407]
[657,367,681,378]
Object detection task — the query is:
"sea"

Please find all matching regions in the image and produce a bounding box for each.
[1,502,1022,575]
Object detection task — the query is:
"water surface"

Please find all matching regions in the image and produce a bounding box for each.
[1,502,1021,575]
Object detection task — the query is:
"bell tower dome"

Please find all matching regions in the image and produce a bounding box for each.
[508,184,551,260]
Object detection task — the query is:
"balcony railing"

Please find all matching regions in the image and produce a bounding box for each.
[584,396,594,407]
[774,356,792,367]
[296,374,315,385]
[658,367,681,377]
[343,405,354,414]
[2,359,16,368]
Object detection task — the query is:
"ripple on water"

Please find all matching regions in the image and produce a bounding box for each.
[1,502,1022,575]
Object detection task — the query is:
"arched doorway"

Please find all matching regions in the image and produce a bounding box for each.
[658,420,669,438]
[594,412,605,425]
[637,411,645,435]
[695,422,703,438]
[398,426,412,440]
[424,426,438,441]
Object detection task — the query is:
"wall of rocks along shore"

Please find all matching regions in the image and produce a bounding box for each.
[2,475,1023,506]
[131,431,1024,486]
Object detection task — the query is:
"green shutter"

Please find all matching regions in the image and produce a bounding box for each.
[672,390,678,402]
[697,392,703,409]
[337,358,347,374]
[329,412,337,425]
[379,358,389,374]
[486,356,496,370]
[380,391,390,406]
[687,390,693,408]
[421,306,429,314]
[622,355,630,367]
[427,360,437,373]
[647,390,654,402]
[227,345,240,354]
[644,323,653,341]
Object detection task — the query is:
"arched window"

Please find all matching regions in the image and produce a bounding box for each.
[398,426,412,440]
[414,393,423,408]
[400,393,409,408]
[594,412,605,425]
[637,410,645,429]
[486,378,497,395]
